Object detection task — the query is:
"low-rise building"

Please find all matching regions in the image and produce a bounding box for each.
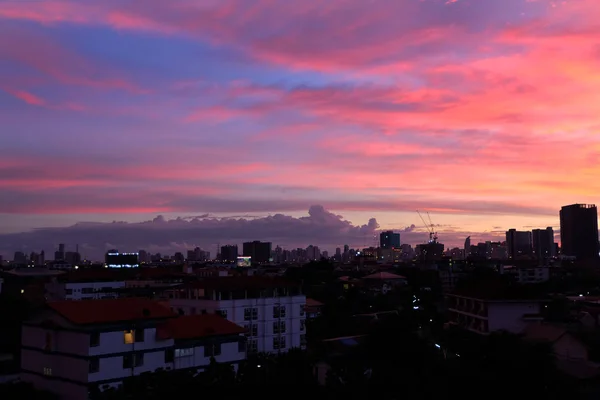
[164,277,306,354]
[21,298,246,400]
[446,283,547,335]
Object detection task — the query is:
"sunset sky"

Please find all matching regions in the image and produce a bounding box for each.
[1,0,599,257]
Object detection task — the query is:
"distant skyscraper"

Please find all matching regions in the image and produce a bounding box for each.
[306,245,321,261]
[464,236,471,258]
[242,241,272,263]
[506,229,533,259]
[532,227,555,260]
[55,243,65,261]
[379,231,400,249]
[220,245,238,262]
[560,204,599,259]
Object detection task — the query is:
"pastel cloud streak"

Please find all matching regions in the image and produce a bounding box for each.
[1,0,599,254]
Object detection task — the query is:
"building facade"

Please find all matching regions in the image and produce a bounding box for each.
[446,293,545,335]
[560,204,599,260]
[242,241,272,264]
[165,277,307,354]
[21,298,245,400]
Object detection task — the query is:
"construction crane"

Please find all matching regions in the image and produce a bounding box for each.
[416,210,438,243]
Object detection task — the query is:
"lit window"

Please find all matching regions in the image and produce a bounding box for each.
[124,330,134,344]
[174,348,194,358]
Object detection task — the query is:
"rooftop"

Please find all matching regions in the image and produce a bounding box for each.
[156,314,245,340]
[362,272,407,280]
[523,323,567,343]
[48,298,176,325]
[450,280,548,301]
[306,298,324,307]
[183,276,299,291]
[57,267,187,283]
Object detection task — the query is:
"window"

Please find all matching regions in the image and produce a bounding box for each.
[175,348,194,357]
[123,354,132,369]
[216,309,227,318]
[165,348,174,363]
[89,358,99,373]
[122,353,143,369]
[44,333,52,351]
[300,319,306,332]
[300,334,307,347]
[135,329,144,343]
[43,367,52,376]
[273,321,286,334]
[300,305,305,317]
[272,336,286,350]
[238,340,246,353]
[273,305,286,318]
[244,307,258,321]
[204,343,222,357]
[65,289,73,295]
[247,340,258,354]
[124,330,134,344]
[90,332,100,347]
[244,324,258,337]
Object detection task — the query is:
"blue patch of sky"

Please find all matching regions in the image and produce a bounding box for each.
[49,25,357,88]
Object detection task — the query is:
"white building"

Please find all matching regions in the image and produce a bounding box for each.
[165,277,307,353]
[45,279,126,300]
[446,291,546,335]
[499,265,551,284]
[21,298,246,400]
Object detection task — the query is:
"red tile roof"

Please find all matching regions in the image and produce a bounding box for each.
[306,298,324,307]
[362,272,407,280]
[48,298,176,325]
[156,314,245,340]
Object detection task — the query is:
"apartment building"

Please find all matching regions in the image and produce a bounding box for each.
[446,283,547,335]
[21,298,246,400]
[165,277,307,353]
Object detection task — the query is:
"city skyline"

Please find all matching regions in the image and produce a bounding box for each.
[0,205,571,261]
[2,0,600,250]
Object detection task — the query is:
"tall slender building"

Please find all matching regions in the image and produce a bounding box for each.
[560,204,599,259]
[532,227,555,260]
[464,236,471,258]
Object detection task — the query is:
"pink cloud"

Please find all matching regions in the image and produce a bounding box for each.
[3,88,46,106]
[1,0,599,240]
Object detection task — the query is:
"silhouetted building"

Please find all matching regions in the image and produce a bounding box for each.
[464,236,471,258]
[242,241,272,264]
[506,229,532,259]
[380,231,400,249]
[532,227,555,260]
[105,250,139,268]
[55,243,65,261]
[220,245,238,262]
[13,251,26,264]
[560,204,599,259]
